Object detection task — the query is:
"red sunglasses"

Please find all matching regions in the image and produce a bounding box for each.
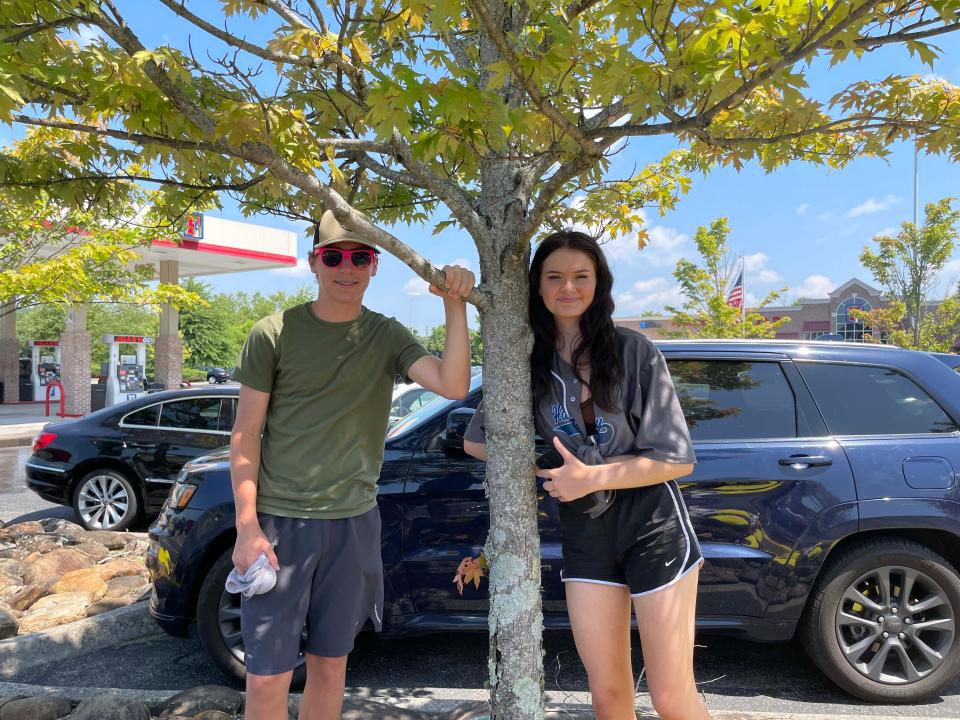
[313,247,379,268]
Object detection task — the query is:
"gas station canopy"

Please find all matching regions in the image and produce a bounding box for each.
[136,214,299,277]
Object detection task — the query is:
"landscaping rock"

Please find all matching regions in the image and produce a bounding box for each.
[23,549,92,587]
[72,542,109,562]
[104,575,149,600]
[0,696,72,720]
[192,712,233,720]
[97,558,147,581]
[50,569,108,600]
[85,596,135,617]
[0,559,27,580]
[67,696,149,720]
[0,548,30,561]
[0,603,18,639]
[8,585,49,613]
[0,572,21,593]
[154,686,244,719]
[85,531,128,550]
[6,522,45,536]
[0,531,13,544]
[16,535,65,556]
[0,700,26,715]
[39,519,87,543]
[17,592,93,634]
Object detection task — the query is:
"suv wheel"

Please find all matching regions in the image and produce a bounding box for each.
[801,537,960,702]
[207,376,216,384]
[197,550,307,688]
[72,469,140,531]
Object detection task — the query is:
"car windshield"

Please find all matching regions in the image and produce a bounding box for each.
[386,371,482,439]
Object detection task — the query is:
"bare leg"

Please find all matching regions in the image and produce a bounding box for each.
[244,670,292,720]
[565,581,636,720]
[633,566,711,720]
[299,654,348,720]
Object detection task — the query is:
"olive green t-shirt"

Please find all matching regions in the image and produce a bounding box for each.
[233,303,430,519]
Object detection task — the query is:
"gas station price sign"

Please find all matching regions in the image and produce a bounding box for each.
[108,335,154,344]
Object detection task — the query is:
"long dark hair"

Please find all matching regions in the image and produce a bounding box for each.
[529,230,624,411]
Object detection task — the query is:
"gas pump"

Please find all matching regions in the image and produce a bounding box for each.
[28,340,61,401]
[102,335,152,406]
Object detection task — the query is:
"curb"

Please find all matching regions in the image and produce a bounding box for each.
[0,434,35,449]
[0,682,949,720]
[0,601,161,676]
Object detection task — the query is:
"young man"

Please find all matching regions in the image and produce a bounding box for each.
[230,210,474,720]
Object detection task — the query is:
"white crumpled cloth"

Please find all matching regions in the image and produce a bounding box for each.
[225,553,277,598]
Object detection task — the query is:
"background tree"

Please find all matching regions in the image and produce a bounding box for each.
[856,198,960,348]
[5,2,960,716]
[419,324,484,365]
[0,135,200,313]
[178,278,233,369]
[666,219,788,338]
[17,302,160,374]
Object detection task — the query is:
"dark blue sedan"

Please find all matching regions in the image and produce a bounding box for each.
[147,340,960,703]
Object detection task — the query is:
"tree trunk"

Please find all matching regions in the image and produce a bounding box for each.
[475,166,545,720]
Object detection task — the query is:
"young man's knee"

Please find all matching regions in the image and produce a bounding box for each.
[305,654,348,681]
[246,670,293,695]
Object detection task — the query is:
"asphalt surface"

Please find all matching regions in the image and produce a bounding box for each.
[4,446,960,716]
[0,446,73,525]
[7,628,960,717]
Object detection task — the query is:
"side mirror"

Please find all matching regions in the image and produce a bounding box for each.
[440,407,476,455]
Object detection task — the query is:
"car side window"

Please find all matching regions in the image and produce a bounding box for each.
[667,360,797,441]
[408,390,438,413]
[122,404,160,427]
[159,397,223,432]
[218,398,237,432]
[799,363,959,435]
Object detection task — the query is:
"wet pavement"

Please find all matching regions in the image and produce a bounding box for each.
[0,445,72,524]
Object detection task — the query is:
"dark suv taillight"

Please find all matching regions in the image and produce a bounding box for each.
[32,432,57,452]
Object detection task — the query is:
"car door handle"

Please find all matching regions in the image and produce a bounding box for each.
[779,454,833,468]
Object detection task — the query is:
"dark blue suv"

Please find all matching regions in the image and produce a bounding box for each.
[147,340,960,703]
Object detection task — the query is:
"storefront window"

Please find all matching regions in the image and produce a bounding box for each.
[834,298,873,341]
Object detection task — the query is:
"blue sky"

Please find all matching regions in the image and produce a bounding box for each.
[6,4,960,333]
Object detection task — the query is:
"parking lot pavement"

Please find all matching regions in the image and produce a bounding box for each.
[8,630,960,717]
[0,446,73,525]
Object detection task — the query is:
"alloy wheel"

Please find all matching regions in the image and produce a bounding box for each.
[77,474,130,530]
[835,565,956,684]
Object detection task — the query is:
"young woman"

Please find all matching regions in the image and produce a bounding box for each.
[464,230,711,720]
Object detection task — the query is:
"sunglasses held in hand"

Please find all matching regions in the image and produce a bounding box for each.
[314,247,379,268]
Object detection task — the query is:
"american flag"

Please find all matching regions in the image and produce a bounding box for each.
[726,269,744,309]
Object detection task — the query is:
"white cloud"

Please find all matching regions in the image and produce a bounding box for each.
[615,277,685,315]
[268,258,312,278]
[847,194,899,218]
[740,253,782,285]
[873,226,898,238]
[402,277,429,296]
[792,274,836,298]
[796,203,810,216]
[448,257,474,271]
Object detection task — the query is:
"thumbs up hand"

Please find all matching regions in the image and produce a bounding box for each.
[540,436,600,502]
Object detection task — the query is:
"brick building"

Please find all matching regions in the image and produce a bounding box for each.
[615,277,907,342]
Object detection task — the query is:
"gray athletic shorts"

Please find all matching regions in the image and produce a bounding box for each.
[240,507,384,676]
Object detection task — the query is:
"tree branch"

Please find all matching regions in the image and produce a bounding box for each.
[2,16,91,44]
[0,171,267,193]
[468,0,600,157]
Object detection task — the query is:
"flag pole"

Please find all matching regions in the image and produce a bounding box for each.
[740,255,746,324]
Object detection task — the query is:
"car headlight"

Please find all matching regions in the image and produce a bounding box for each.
[168,478,198,510]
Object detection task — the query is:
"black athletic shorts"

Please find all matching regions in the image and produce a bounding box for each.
[558,480,703,597]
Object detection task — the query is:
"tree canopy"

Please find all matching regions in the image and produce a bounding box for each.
[5,2,960,717]
[855,197,960,350]
[666,218,788,337]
